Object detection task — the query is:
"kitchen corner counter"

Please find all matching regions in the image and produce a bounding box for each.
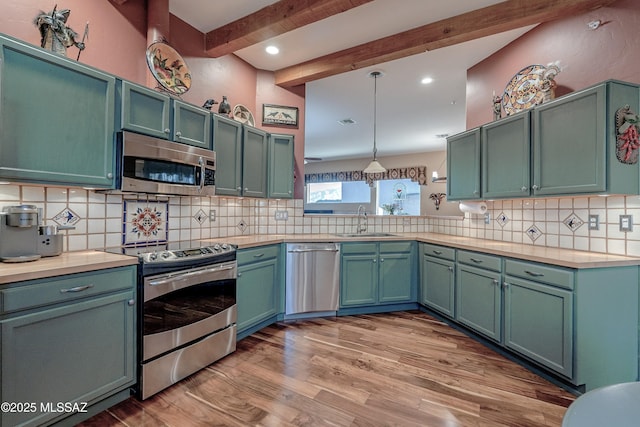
[0,251,138,285]
[202,233,640,269]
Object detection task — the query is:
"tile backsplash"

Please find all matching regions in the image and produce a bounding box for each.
[2,184,640,257]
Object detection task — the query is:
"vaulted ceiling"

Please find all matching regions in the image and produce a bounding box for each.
[170,0,616,161]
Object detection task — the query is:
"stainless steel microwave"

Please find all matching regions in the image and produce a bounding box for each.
[109,131,215,196]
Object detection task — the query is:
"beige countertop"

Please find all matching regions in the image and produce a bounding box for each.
[2,233,638,285]
[0,251,138,285]
[201,232,640,269]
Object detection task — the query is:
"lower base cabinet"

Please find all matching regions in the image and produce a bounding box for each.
[237,245,282,338]
[340,242,416,312]
[0,266,136,427]
[456,262,502,342]
[420,243,455,317]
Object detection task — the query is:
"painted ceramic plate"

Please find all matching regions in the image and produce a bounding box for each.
[146,42,192,95]
[502,64,545,116]
[233,104,255,127]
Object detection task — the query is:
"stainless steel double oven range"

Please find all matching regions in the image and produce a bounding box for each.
[132,242,237,400]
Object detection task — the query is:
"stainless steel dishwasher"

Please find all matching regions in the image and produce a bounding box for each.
[285,243,340,317]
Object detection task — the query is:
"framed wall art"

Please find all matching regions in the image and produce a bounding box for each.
[262,104,299,127]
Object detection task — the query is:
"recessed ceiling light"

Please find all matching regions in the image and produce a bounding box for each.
[421,77,433,85]
[265,45,279,55]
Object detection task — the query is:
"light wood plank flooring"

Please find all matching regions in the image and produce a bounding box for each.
[79,311,576,427]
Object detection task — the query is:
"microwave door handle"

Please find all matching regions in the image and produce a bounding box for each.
[198,156,205,192]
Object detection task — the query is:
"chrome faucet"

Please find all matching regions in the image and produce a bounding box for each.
[357,205,368,234]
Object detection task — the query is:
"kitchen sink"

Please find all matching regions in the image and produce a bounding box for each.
[333,232,397,238]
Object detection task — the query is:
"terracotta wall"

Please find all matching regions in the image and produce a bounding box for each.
[0,0,305,198]
[466,0,640,128]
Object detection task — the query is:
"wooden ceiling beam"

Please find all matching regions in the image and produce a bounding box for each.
[205,0,373,58]
[274,0,617,88]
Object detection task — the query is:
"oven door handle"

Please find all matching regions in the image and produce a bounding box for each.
[145,262,236,301]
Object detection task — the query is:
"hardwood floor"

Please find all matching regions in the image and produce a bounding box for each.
[79,311,576,427]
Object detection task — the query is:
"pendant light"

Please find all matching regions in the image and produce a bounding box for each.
[363,71,386,174]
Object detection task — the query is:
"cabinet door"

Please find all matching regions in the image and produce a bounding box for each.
[242,126,268,198]
[447,128,481,200]
[421,255,456,317]
[173,100,212,149]
[237,257,279,333]
[504,276,573,378]
[341,253,378,307]
[268,133,295,199]
[1,291,135,427]
[532,85,606,196]
[213,114,243,196]
[456,264,502,342]
[120,80,171,139]
[379,242,415,304]
[0,35,116,187]
[482,112,531,199]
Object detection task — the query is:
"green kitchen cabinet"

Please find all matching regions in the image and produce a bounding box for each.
[237,245,282,339]
[242,126,269,198]
[419,243,456,317]
[455,250,502,342]
[268,133,295,199]
[446,128,481,201]
[0,266,136,427]
[503,263,573,378]
[0,34,116,188]
[214,120,268,198]
[340,241,416,309]
[119,80,172,139]
[213,114,243,196]
[532,80,639,196]
[340,242,378,307]
[172,99,212,149]
[481,112,531,199]
[119,80,212,148]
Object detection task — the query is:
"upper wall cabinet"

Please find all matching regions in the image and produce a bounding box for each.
[119,81,171,139]
[447,79,640,201]
[172,100,212,149]
[118,80,212,149]
[0,34,116,188]
[268,133,295,199]
[532,80,639,196]
[213,114,243,196]
[482,112,531,199]
[242,126,269,198]
[447,128,481,200]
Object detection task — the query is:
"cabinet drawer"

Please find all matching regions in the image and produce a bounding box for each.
[380,241,413,254]
[458,250,502,272]
[1,267,136,314]
[238,245,280,265]
[505,259,574,290]
[341,242,377,255]
[422,243,456,261]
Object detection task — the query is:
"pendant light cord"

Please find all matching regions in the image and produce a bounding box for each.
[372,71,378,160]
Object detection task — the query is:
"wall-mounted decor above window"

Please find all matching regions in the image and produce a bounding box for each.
[262,104,298,127]
[305,166,427,186]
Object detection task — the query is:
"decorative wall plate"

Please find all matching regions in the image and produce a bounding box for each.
[232,104,255,126]
[146,42,191,95]
[501,64,546,116]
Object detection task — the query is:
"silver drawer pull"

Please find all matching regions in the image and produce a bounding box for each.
[470,258,483,263]
[432,250,442,255]
[253,253,265,258]
[525,270,544,277]
[60,284,94,293]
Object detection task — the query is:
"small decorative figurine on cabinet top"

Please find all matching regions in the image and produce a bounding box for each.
[202,99,218,110]
[218,96,231,115]
[34,5,88,58]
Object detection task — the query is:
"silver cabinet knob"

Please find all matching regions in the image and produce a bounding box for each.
[175,131,182,137]
[521,186,527,192]
[164,128,170,134]
[448,266,454,272]
[236,186,242,191]
[372,259,377,263]
[532,184,539,190]
[128,299,135,306]
[107,173,114,179]
[492,279,499,286]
